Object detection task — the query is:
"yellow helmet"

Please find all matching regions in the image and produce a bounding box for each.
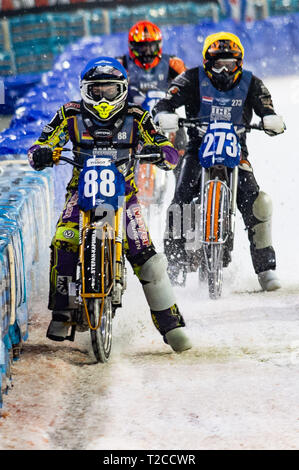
[202,32,244,90]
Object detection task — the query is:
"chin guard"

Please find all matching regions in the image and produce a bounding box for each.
[93,102,115,119]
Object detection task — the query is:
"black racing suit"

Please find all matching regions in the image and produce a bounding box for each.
[152,67,277,278]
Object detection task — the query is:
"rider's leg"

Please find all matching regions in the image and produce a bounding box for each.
[47,188,80,341]
[237,161,280,290]
[172,127,187,183]
[125,195,192,352]
[164,151,201,285]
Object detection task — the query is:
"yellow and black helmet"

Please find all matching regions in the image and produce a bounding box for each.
[202,32,244,90]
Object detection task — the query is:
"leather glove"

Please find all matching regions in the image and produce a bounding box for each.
[32,147,53,170]
[155,112,179,133]
[138,145,163,164]
[262,115,285,136]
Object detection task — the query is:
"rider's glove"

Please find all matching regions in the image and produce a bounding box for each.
[262,114,285,136]
[32,146,54,170]
[138,145,163,164]
[154,112,179,133]
[198,124,208,138]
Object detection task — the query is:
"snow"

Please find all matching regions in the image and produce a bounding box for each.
[0,75,299,450]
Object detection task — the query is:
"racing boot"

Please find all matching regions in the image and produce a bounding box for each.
[151,305,192,353]
[46,310,72,341]
[258,270,281,291]
[138,253,192,352]
[165,327,192,353]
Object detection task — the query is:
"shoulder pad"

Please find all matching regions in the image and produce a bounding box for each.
[63,101,81,115]
[127,105,146,117]
[169,57,187,75]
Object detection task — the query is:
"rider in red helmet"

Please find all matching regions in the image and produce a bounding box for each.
[128,20,163,71]
[117,20,187,161]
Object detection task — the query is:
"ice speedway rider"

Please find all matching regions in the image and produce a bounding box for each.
[116,20,187,161]
[27,57,192,353]
[153,32,285,291]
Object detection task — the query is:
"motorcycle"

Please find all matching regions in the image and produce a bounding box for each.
[52,146,160,362]
[177,118,262,299]
[135,90,169,208]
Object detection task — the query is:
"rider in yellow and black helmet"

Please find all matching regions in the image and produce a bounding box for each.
[153,31,286,291]
[202,32,244,91]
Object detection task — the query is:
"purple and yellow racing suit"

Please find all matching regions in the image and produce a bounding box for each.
[28,101,185,336]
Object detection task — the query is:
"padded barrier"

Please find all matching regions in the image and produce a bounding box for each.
[0,160,53,408]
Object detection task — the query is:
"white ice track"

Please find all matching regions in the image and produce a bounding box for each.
[0,75,298,450]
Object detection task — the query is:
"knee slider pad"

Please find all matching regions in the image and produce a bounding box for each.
[252,191,272,222]
[139,253,176,311]
[139,253,168,283]
[53,224,79,251]
[252,192,273,250]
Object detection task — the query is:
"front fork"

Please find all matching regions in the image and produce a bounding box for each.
[111,206,127,308]
[73,207,126,329]
[199,166,238,269]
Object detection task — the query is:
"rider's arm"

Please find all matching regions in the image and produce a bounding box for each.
[246,76,285,135]
[130,106,180,171]
[28,104,70,170]
[152,67,200,117]
[246,75,276,117]
[168,56,187,81]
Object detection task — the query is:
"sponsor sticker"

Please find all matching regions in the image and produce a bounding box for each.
[63,230,75,239]
[65,102,80,109]
[92,148,117,159]
[87,158,111,167]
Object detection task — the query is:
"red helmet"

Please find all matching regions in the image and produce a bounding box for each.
[128,20,162,70]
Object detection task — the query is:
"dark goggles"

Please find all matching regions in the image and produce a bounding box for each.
[131,41,160,57]
[89,82,122,101]
[211,58,238,73]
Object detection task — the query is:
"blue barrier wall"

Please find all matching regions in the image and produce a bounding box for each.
[0,161,53,408]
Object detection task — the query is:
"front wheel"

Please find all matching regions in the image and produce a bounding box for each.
[198,248,208,283]
[89,298,113,363]
[207,245,223,300]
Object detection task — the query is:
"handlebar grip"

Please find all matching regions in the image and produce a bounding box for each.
[135,153,161,160]
[52,147,63,164]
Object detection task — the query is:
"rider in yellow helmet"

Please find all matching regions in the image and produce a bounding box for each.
[202,32,244,91]
[153,31,285,291]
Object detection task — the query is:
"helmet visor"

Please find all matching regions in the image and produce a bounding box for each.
[84,80,126,104]
[131,41,160,61]
[211,58,238,73]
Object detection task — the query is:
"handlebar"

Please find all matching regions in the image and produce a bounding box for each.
[52,147,161,169]
[177,117,263,132]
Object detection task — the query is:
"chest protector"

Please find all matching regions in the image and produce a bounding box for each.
[68,113,135,180]
[126,53,170,93]
[198,66,252,124]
